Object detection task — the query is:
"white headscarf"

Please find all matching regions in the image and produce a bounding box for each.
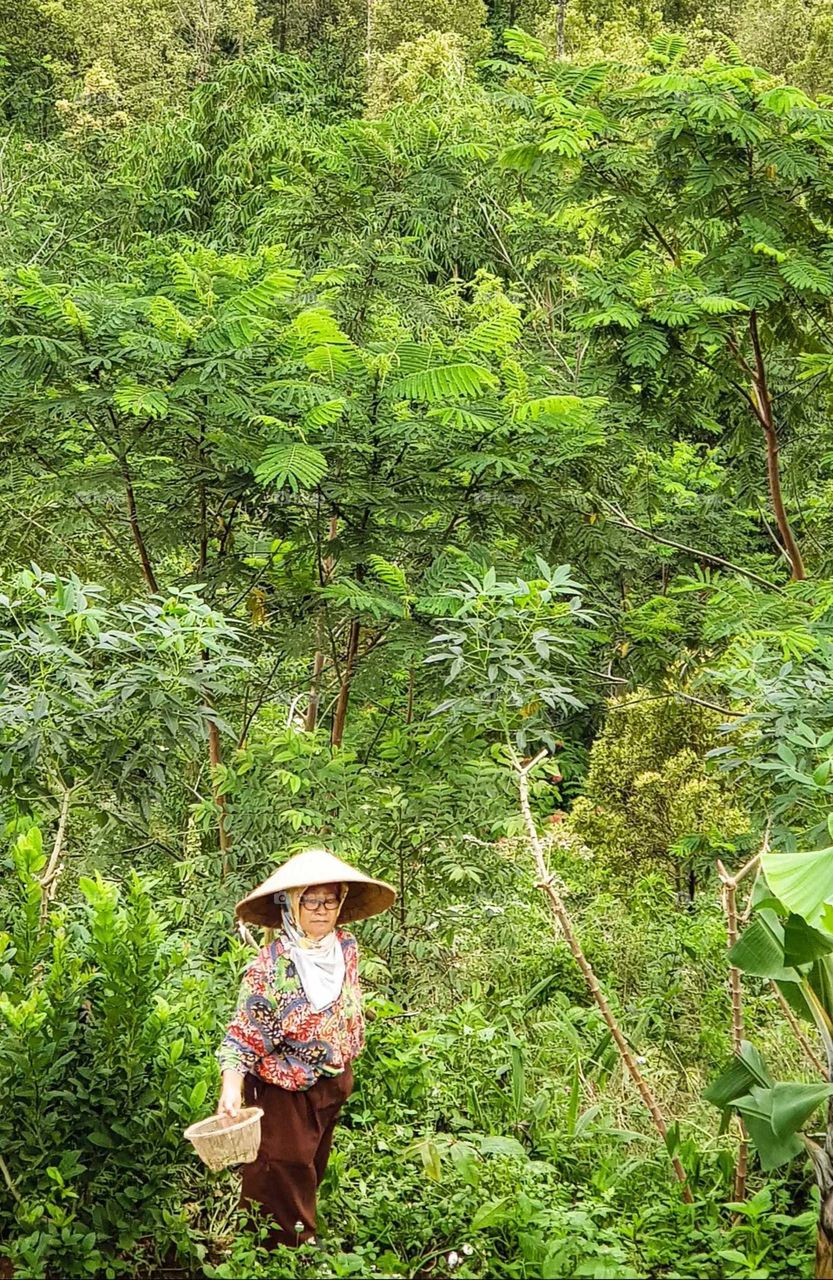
[277,884,347,1012]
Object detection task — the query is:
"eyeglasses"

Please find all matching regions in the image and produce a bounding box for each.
[299,895,341,912]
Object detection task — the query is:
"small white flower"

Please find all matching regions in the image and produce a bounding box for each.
[636,1056,647,1065]
[294,1220,305,1234]
[462,1243,474,1256]
[447,1251,460,1269]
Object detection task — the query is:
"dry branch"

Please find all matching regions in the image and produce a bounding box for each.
[772,983,827,1078]
[514,750,692,1202]
[39,788,71,926]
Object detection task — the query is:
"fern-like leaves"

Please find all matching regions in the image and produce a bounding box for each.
[255,443,328,491]
[393,363,498,402]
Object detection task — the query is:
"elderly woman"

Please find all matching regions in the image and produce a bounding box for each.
[217,847,394,1248]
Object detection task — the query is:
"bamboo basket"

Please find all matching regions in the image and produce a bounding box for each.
[184,1107,264,1172]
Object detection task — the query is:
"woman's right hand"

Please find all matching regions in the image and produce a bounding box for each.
[218,1070,244,1120]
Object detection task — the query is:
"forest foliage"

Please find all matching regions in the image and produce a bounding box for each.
[6,0,833,1276]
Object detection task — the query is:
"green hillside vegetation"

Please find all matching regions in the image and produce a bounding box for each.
[5,0,833,1276]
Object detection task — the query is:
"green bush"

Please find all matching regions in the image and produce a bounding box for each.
[0,833,220,1278]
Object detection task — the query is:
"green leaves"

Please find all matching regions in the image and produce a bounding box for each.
[761,847,833,932]
[707,837,833,1178]
[726,904,833,978]
[393,362,499,402]
[769,1081,833,1138]
[254,443,328,491]
[704,1040,772,1108]
[648,33,688,66]
[620,325,669,369]
[783,914,833,966]
[759,85,814,116]
[113,382,170,420]
[733,1090,805,1171]
[224,268,301,318]
[502,27,547,63]
[706,1043,832,1171]
[727,909,794,978]
[514,395,605,426]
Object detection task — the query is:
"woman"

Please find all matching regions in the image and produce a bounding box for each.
[217,847,395,1248]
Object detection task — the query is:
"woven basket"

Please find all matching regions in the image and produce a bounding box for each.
[184,1107,264,1172]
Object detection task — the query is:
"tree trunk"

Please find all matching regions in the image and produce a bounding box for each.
[817,1192,833,1279]
[197,427,208,573]
[808,1087,833,1276]
[304,640,326,733]
[305,514,338,733]
[556,0,567,57]
[748,312,806,581]
[331,618,360,748]
[119,454,159,594]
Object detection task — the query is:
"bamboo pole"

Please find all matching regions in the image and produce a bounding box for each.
[717,855,757,1202]
[515,750,693,1202]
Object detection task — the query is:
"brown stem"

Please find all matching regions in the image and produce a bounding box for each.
[207,714,232,876]
[118,454,159,594]
[216,498,241,562]
[198,484,208,575]
[331,618,361,748]
[747,311,805,581]
[516,752,692,1202]
[305,513,338,733]
[305,627,327,733]
[32,449,139,572]
[674,691,745,718]
[238,654,283,749]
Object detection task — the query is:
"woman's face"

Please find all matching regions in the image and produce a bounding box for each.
[298,882,341,939]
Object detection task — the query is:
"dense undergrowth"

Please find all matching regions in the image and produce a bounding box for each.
[0,809,819,1278]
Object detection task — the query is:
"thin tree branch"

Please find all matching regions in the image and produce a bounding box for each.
[0,1154,20,1202]
[39,787,72,926]
[600,500,787,594]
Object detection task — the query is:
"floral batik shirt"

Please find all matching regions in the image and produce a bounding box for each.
[217,929,365,1091]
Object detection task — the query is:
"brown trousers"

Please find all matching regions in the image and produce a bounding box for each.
[241,1065,353,1248]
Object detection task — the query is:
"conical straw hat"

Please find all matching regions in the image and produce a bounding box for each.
[235,847,396,927]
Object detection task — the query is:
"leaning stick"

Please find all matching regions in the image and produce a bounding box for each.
[772,983,827,1077]
[515,750,693,1203]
